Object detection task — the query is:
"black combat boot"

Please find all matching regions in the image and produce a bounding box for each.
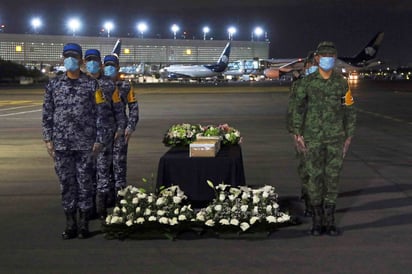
[96,192,108,220]
[301,194,313,217]
[62,211,77,240]
[78,211,90,239]
[309,205,323,236]
[324,204,340,236]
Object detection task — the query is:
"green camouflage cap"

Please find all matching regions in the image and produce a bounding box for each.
[316,41,337,55]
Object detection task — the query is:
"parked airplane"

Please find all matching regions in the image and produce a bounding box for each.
[263,32,385,79]
[159,42,231,80]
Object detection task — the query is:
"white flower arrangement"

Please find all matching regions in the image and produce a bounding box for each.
[162,123,242,147]
[105,185,196,229]
[195,181,291,232]
[103,182,293,239]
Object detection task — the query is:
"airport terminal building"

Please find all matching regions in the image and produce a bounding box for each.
[0,33,269,72]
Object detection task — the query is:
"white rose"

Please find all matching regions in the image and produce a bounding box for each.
[230,219,239,226]
[214,204,222,211]
[120,199,127,205]
[136,217,145,224]
[157,210,165,216]
[253,196,260,204]
[144,209,151,216]
[156,197,165,206]
[174,208,180,215]
[110,216,120,224]
[137,193,147,199]
[262,191,269,199]
[219,219,230,225]
[231,206,237,212]
[121,207,127,213]
[250,216,259,225]
[173,196,182,204]
[159,217,168,224]
[148,216,157,221]
[241,192,249,200]
[253,206,259,215]
[240,205,248,212]
[229,195,236,201]
[132,197,139,204]
[240,222,250,231]
[219,193,226,201]
[105,215,111,224]
[266,205,273,214]
[205,219,215,227]
[147,196,154,203]
[169,217,178,226]
[126,220,133,227]
[272,202,279,209]
[196,212,205,222]
[113,206,120,214]
[266,216,277,223]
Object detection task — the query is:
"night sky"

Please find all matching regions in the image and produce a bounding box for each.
[1,0,411,66]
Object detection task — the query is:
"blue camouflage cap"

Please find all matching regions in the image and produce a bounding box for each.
[84,49,101,61]
[63,43,82,58]
[104,54,119,66]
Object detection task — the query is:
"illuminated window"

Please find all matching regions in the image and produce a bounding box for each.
[124,48,130,54]
[16,45,22,52]
[186,49,192,55]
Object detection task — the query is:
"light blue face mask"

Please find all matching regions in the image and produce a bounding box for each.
[104,65,117,77]
[64,57,80,72]
[86,61,100,74]
[319,57,335,71]
[305,66,318,75]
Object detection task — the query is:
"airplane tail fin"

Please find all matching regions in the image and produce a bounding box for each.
[111,39,122,58]
[211,42,231,72]
[352,32,384,62]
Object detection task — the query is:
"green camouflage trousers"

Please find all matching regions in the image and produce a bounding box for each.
[295,151,309,198]
[303,139,344,206]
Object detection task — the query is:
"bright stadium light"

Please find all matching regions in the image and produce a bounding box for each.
[31,17,42,34]
[202,26,210,40]
[68,18,80,36]
[227,26,236,40]
[253,26,264,41]
[137,22,148,38]
[104,21,114,38]
[171,24,179,39]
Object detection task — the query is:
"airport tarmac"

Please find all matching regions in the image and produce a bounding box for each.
[0,80,412,273]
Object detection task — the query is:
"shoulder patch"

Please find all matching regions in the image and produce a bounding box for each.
[95,88,106,104]
[127,87,137,103]
[112,87,121,103]
[344,89,354,106]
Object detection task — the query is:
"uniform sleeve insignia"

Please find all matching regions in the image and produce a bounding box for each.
[112,88,121,103]
[95,88,106,104]
[344,89,354,106]
[127,87,137,103]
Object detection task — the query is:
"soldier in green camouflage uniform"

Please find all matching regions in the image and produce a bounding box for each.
[290,41,356,236]
[287,51,318,217]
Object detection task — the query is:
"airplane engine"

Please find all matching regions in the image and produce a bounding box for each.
[264,68,280,79]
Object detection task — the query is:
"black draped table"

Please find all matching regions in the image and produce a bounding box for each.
[156,145,246,207]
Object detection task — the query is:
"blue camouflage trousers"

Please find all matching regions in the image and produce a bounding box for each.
[112,135,128,189]
[96,136,114,194]
[54,150,94,213]
[303,139,344,206]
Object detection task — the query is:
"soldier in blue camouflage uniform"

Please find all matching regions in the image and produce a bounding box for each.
[287,51,318,217]
[290,42,356,236]
[84,49,126,219]
[103,54,139,199]
[42,43,109,239]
